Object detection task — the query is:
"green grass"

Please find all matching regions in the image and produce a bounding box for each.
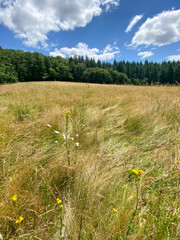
[0,82,179,239]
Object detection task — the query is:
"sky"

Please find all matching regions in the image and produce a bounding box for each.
[0,0,180,63]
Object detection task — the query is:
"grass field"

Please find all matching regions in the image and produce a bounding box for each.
[0,82,179,240]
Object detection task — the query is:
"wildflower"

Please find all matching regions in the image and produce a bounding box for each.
[46,124,51,128]
[66,110,71,114]
[170,207,175,212]
[62,134,66,140]
[57,198,63,208]
[97,152,100,156]
[76,142,79,147]
[115,96,120,100]
[57,198,62,204]
[15,216,24,224]
[71,137,74,141]
[55,141,58,143]
[11,195,17,201]
[54,130,60,134]
[138,169,144,174]
[131,169,144,175]
[113,208,118,216]
[131,169,139,175]
[65,110,72,120]
[68,115,72,120]
[76,134,79,137]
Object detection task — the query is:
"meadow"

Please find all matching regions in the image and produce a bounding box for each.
[0,82,179,240]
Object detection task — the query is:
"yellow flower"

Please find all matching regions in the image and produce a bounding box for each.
[57,198,62,204]
[138,169,144,174]
[15,216,24,224]
[113,208,118,215]
[66,110,72,120]
[131,169,139,175]
[115,96,120,99]
[68,115,72,120]
[66,110,71,114]
[11,195,17,201]
[131,169,144,175]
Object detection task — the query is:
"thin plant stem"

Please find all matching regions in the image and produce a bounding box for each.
[78,191,87,240]
[65,115,70,165]
[126,181,139,240]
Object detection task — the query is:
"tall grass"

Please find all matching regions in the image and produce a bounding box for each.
[0,82,179,239]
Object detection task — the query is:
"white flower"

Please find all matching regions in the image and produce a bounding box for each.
[76,134,79,137]
[71,137,74,141]
[55,141,58,143]
[62,134,66,140]
[76,142,79,147]
[82,124,85,127]
[0,233,3,240]
[47,124,52,128]
[54,130,60,134]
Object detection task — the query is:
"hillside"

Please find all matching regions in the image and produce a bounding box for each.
[0,82,179,239]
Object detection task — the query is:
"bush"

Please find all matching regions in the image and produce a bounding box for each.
[109,70,130,84]
[82,67,113,84]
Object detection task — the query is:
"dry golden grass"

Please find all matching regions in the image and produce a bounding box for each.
[0,82,179,239]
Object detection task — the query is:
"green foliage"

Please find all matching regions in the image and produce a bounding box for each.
[141,77,148,85]
[0,47,180,85]
[9,104,35,122]
[82,67,112,84]
[49,68,58,80]
[0,64,18,83]
[55,63,73,81]
[109,70,130,84]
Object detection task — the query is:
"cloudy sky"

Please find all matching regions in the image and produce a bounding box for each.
[0,0,180,62]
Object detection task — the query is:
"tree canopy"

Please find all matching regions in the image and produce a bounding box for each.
[0,47,180,85]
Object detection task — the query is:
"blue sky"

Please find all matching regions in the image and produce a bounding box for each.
[0,0,180,62]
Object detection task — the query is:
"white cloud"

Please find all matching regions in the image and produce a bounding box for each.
[167,54,180,61]
[50,42,120,61]
[131,9,180,47]
[101,0,120,12]
[125,14,143,33]
[138,51,154,59]
[0,0,120,47]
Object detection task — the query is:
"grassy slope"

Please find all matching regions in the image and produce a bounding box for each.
[0,82,179,240]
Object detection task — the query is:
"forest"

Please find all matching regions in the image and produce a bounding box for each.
[0,46,180,85]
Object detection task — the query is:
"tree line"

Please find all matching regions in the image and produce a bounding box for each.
[0,46,180,85]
